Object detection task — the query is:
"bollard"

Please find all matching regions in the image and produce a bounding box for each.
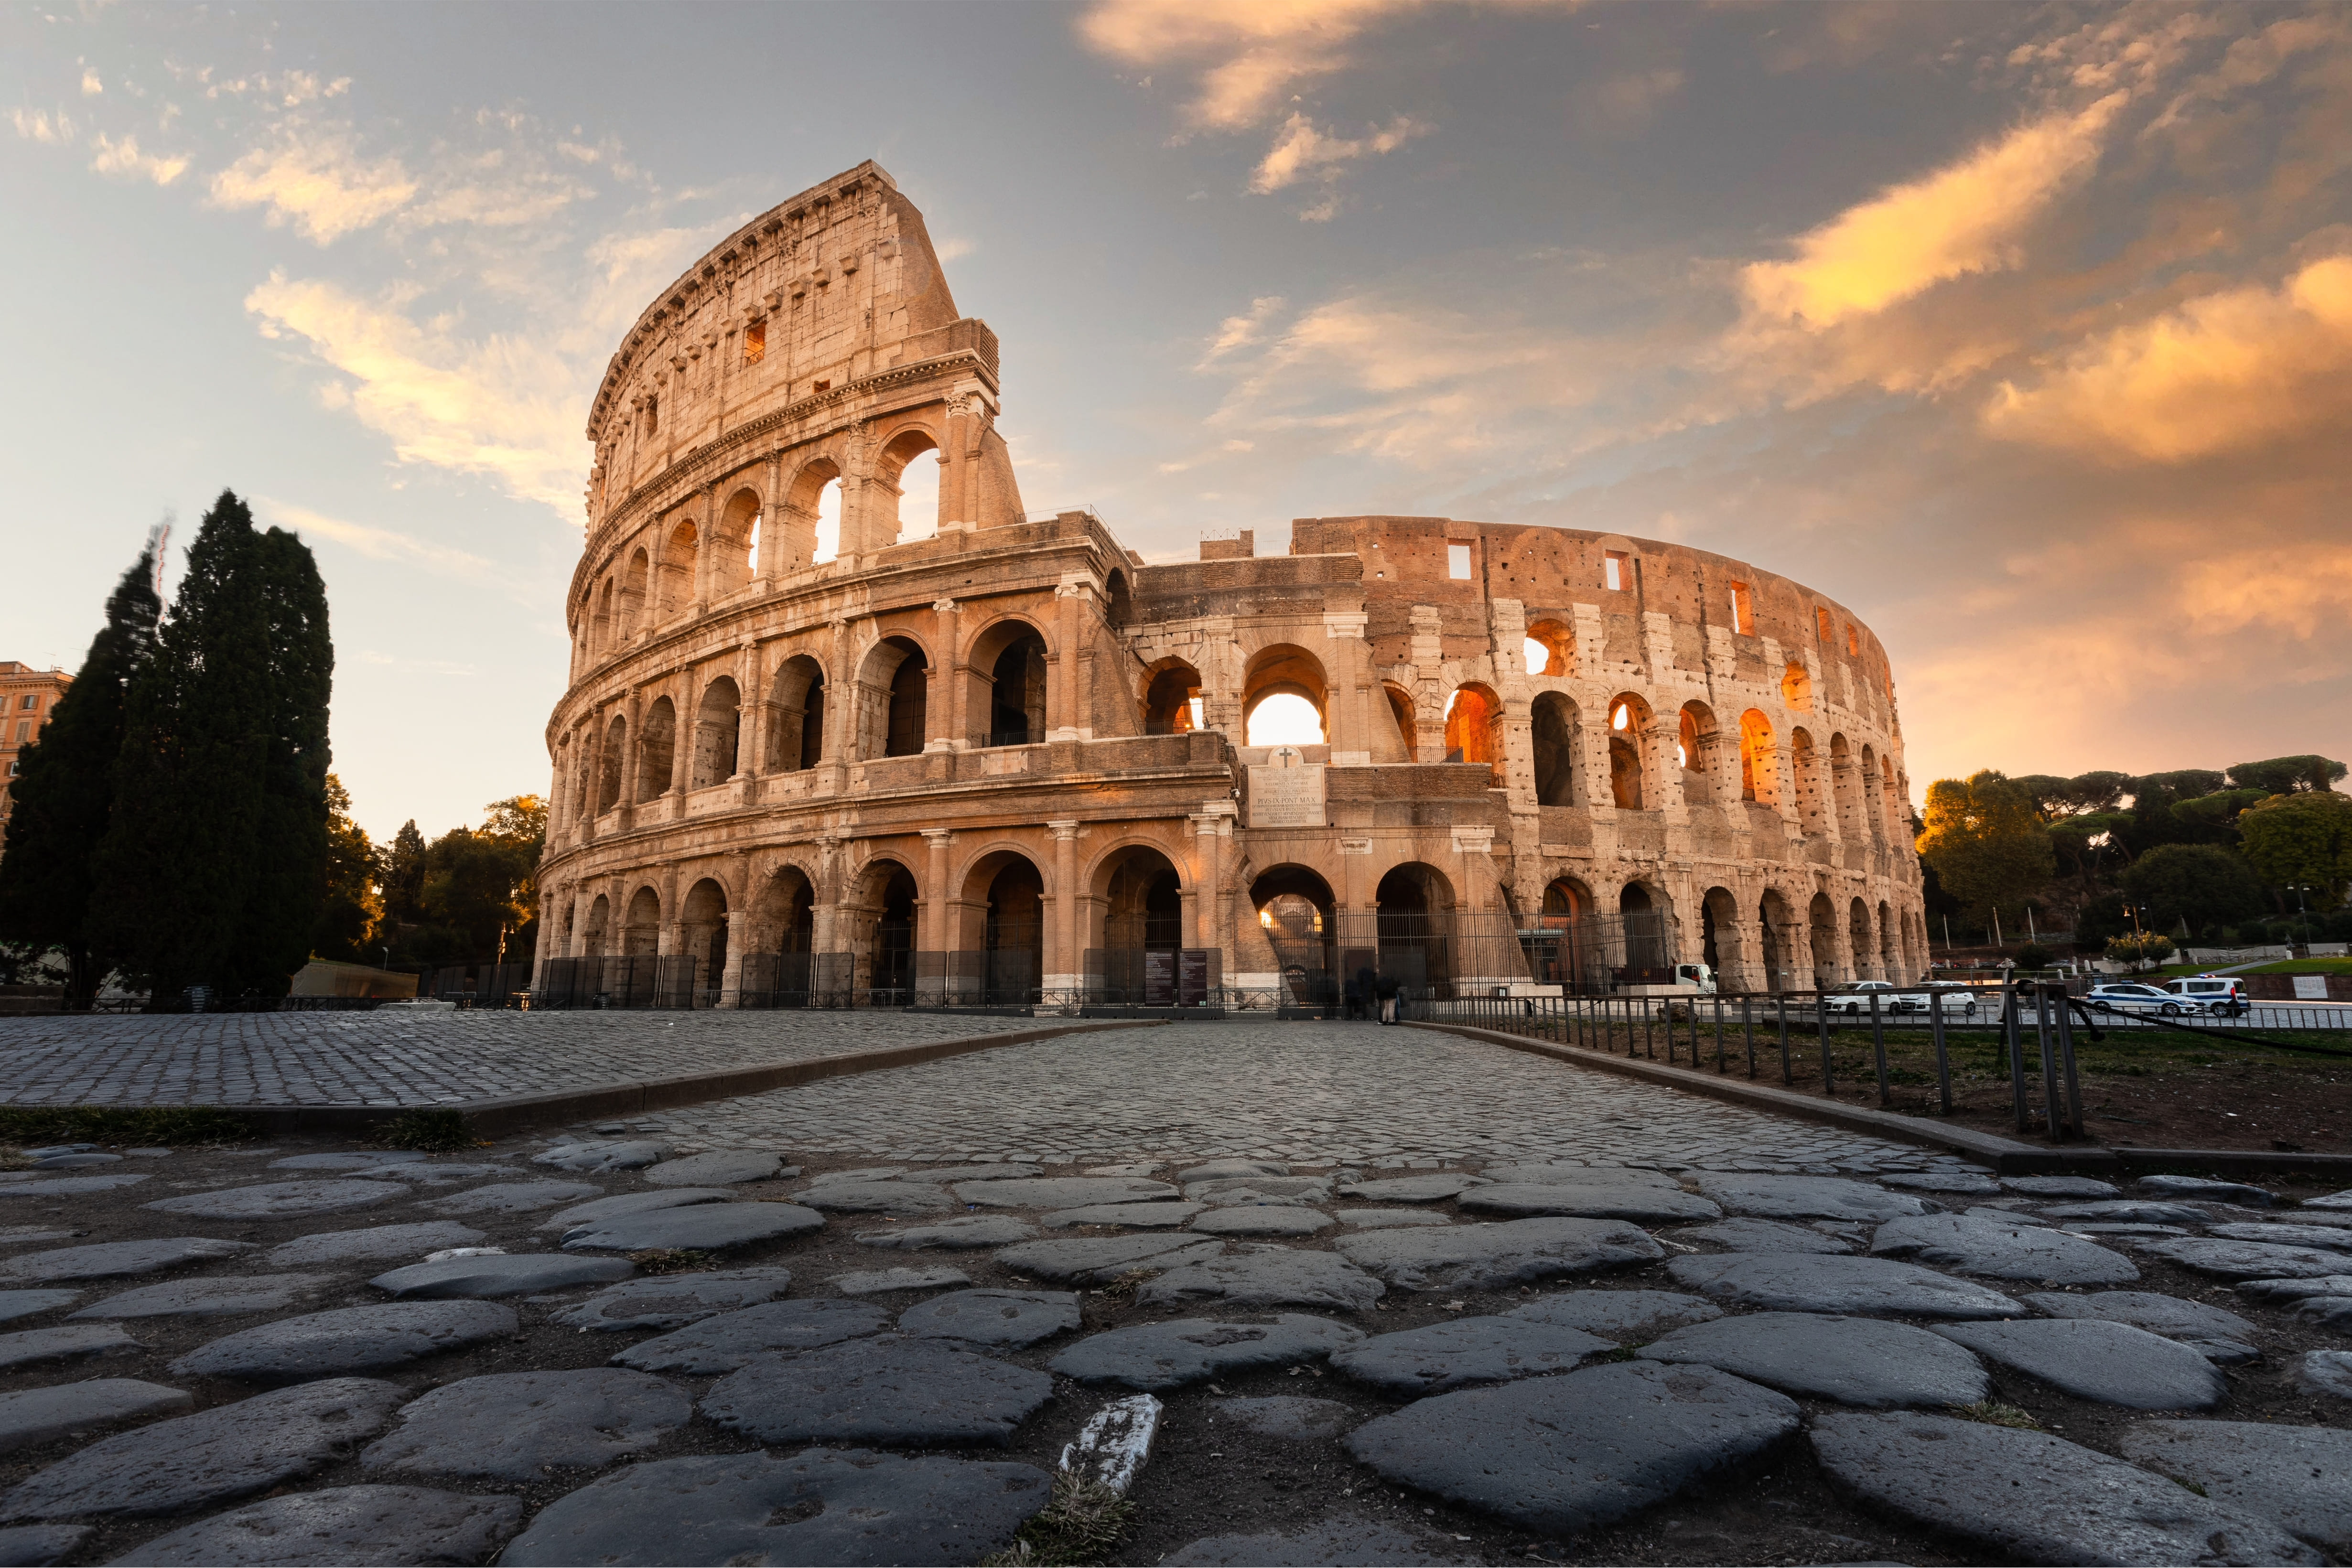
[1870,991,1890,1106]
[1930,995,1952,1116]
[1817,993,1834,1095]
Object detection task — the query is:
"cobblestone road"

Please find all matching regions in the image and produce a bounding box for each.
[0,1010,1046,1107]
[624,1020,1936,1174]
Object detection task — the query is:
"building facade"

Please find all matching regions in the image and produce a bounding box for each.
[536,162,1925,1005]
[0,662,73,866]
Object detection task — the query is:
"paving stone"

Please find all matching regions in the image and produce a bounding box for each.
[642,1149,785,1186]
[356,1162,504,1187]
[1969,1204,2052,1225]
[68,1274,334,1319]
[539,1188,731,1230]
[2142,1237,2352,1279]
[2290,1296,2352,1328]
[2119,1419,2352,1557]
[1880,1170,2001,1194]
[1337,1209,1451,1228]
[0,1237,253,1285]
[1680,1217,1852,1254]
[426,1181,601,1216]
[1183,1177,1333,1204]
[1,1378,407,1520]
[1083,1163,1162,1178]
[1139,1244,1384,1311]
[1870,1212,2139,1285]
[899,1163,1041,1183]
[700,1335,1053,1446]
[362,1367,690,1481]
[560,1201,825,1252]
[2234,1274,2352,1302]
[832,1266,970,1295]
[1930,1318,2225,1408]
[1811,1410,2315,1565]
[2209,1221,2352,1250]
[958,1177,1179,1208]
[0,1231,80,1249]
[896,1289,1079,1347]
[169,1302,516,1383]
[0,1178,150,1197]
[1337,1217,1663,1292]
[140,1179,409,1221]
[2040,1200,2214,1225]
[498,1447,1050,1568]
[2001,1175,2121,1198]
[1179,1160,1288,1181]
[612,1299,892,1375]
[270,1152,430,1171]
[1188,1206,1334,1237]
[262,1222,484,1268]
[0,1379,192,1454]
[1335,1174,1490,1202]
[0,1292,77,1325]
[807,1166,907,1185]
[0,1525,83,1565]
[1332,1315,1611,1393]
[1052,1315,1366,1390]
[1459,1181,1718,1223]
[1345,1360,1799,1535]
[2063,1222,2193,1238]
[122,1484,524,1567]
[534,1140,671,1172]
[858,1214,1037,1250]
[995,1233,1225,1283]
[0,1325,140,1369]
[2306,1187,2352,1211]
[2023,1289,2259,1360]
[1043,1201,1205,1229]
[1214,1396,1358,1440]
[1693,1173,1934,1223]
[797,1181,956,1214]
[1637,1312,1988,1407]
[2140,1174,2275,1206]
[368,1253,635,1299]
[554,1267,796,1331]
[1667,1253,2020,1318]
[1479,1164,1683,1188]
[1164,1518,1454,1566]
[1505,1289,1722,1340]
[2294,1350,2352,1399]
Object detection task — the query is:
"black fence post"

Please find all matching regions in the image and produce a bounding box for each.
[1930,995,1952,1115]
[1870,991,1890,1106]
[1777,994,1791,1084]
[2036,987,2062,1143]
[1816,993,1834,1095]
[2004,980,2030,1133]
[2051,984,2084,1140]
[1742,995,1756,1079]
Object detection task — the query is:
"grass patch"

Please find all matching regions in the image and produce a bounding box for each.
[0,1106,254,1147]
[627,1249,712,1274]
[1948,1401,2041,1430]
[980,1471,1134,1567]
[2244,958,2352,976]
[374,1109,478,1153]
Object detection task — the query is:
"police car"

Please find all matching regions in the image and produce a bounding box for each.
[2086,982,2204,1016]
[2163,976,2248,1016]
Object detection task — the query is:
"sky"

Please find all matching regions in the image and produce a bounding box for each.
[5,0,2348,843]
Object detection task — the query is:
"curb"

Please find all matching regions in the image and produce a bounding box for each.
[1404,1020,2352,1180]
[176,1019,1169,1140]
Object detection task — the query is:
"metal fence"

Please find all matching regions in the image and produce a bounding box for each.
[535,955,696,1010]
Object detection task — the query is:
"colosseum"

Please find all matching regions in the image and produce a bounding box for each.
[534,161,1926,1011]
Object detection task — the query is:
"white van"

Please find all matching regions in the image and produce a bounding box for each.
[2164,976,2248,1016]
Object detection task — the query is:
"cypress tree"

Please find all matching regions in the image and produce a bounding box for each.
[0,537,163,1007]
[227,525,334,995]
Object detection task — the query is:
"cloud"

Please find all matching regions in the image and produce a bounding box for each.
[1982,253,2352,462]
[1250,111,1426,194]
[209,128,418,243]
[10,107,74,143]
[1200,296,1288,364]
[79,68,101,97]
[1741,97,2121,329]
[1079,0,1445,130]
[87,132,187,185]
[255,497,495,576]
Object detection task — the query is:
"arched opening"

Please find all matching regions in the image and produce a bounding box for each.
[597,716,626,815]
[1141,661,1202,736]
[970,619,1048,747]
[1790,728,1827,833]
[1618,881,1670,977]
[1252,864,1339,1013]
[658,518,696,622]
[744,865,818,1006]
[1849,897,1874,982]
[768,457,834,577]
[1093,844,1185,1002]
[1781,660,1813,710]
[855,637,928,759]
[1830,733,1860,839]
[636,698,676,801]
[1739,709,1776,805]
[593,579,614,654]
[1809,892,1841,988]
[680,878,728,1002]
[1523,619,1572,678]
[1679,702,1717,804]
[1443,684,1502,775]
[960,851,1045,1003]
[690,677,741,789]
[813,477,842,565]
[712,489,760,598]
[1878,898,1899,979]
[1531,692,1579,806]
[848,859,918,1002]
[581,894,611,958]
[1702,886,1746,987]
[1242,644,1327,747]
[623,886,661,958]
[620,550,648,638]
[1381,683,1418,761]
[1759,889,1793,993]
[1531,875,1595,990]
[1103,570,1133,631]
[766,655,828,773]
[1375,862,1456,994]
[1860,743,1884,842]
[879,428,941,544]
[1608,694,1651,810]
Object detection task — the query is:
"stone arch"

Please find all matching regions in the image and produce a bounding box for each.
[1679,700,1719,805]
[1758,887,1796,992]
[690,676,741,789]
[842,854,920,999]
[637,697,677,801]
[1243,644,1328,746]
[1529,692,1580,806]
[959,848,1046,1000]
[1859,743,1884,842]
[1523,618,1573,678]
[1444,683,1503,775]
[1739,709,1778,806]
[766,653,828,772]
[1606,692,1655,811]
[968,615,1048,748]
[657,517,697,623]
[620,549,648,639]
[1102,569,1133,631]
[1381,682,1418,762]
[876,423,941,544]
[751,863,817,955]
[1830,732,1862,840]
[711,488,761,599]
[1878,898,1899,980]
[855,635,930,759]
[597,715,626,815]
[1091,843,1186,995]
[1849,896,1875,982]
[1375,862,1457,990]
[1809,891,1841,988]
[1618,879,1673,975]
[773,453,840,575]
[1781,660,1813,710]
[581,893,611,957]
[623,885,662,957]
[1252,864,1340,1007]
[1790,728,1828,834]
[1702,884,1750,987]
[680,877,729,996]
[1141,657,1202,735]
[593,578,615,653]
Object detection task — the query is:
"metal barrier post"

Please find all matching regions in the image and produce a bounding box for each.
[1930,996,1952,1115]
[1742,995,1756,1078]
[1715,996,1726,1073]
[1644,998,1656,1059]
[2004,981,2030,1133]
[2051,984,2084,1140]
[1870,992,1890,1106]
[2036,988,2062,1143]
[1817,993,1834,1095]
[1777,994,1791,1083]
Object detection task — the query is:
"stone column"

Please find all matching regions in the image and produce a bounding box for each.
[1051,575,1088,742]
[931,599,960,751]
[920,828,954,998]
[719,909,748,1009]
[1047,820,1080,994]
[1191,807,1225,954]
[735,641,759,785]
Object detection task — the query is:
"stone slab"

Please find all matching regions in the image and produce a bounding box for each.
[831,1266,970,1296]
[642,1149,785,1186]
[0,1238,252,1284]
[368,1253,635,1299]
[1215,1396,1358,1440]
[1931,1318,2226,1408]
[897,1289,1079,1347]
[1336,1210,1451,1228]
[69,1274,334,1320]
[994,1233,1223,1283]
[1336,1217,1663,1292]
[539,1189,730,1230]
[1164,1519,1454,1566]
[857,1215,1036,1250]
[1139,1244,1383,1311]
[700,1335,1053,1446]
[0,1380,192,1455]
[534,1140,671,1172]
[2139,1174,2275,1206]
[0,1325,140,1369]
[498,1448,1050,1568]
[2209,1222,2352,1250]
[1881,1170,2002,1194]
[797,1181,956,1214]
[123,1484,524,1567]
[2291,1295,2352,1328]
[2235,1274,2352,1302]
[0,1525,83,1566]
[1345,1361,1800,1536]
[1052,1315,1366,1391]
[1479,1165,1682,1189]
[2023,1289,2257,1355]
[1178,1160,1289,1181]
[1332,1315,1611,1393]
[2142,1238,2352,1280]
[1459,1181,1719,1223]
[0,1292,76,1326]
[2121,1419,2352,1556]
[363,1367,690,1480]
[1693,1174,1934,1223]
[2002,1176,2121,1198]
[1187,1206,1333,1237]
[898,1163,1042,1183]
[262,1222,484,1268]
[1680,1218,1852,1254]
[1640,1312,1987,1407]
[1042,1202,1204,1229]
[560,1202,824,1253]
[1505,1289,1723,1340]
[426,1181,602,1216]
[1667,1254,2019,1318]
[612,1299,892,1375]
[1871,1212,2139,1285]
[1,1378,407,1520]
[2040,1201,2215,1225]
[2295,1350,2352,1400]
[0,1178,150,1197]
[958,1177,1179,1208]
[807,1166,907,1185]
[169,1302,517,1383]
[555,1267,796,1331]
[2306,1187,2352,1211]
[1809,1411,2317,1566]
[140,1179,409,1220]
[1336,1174,1490,1203]
[1184,1177,1333,1204]
[271,1152,429,1170]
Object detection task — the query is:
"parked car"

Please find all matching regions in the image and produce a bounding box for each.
[2164,976,2248,1016]
[1894,983,1981,1017]
[2086,983,2204,1017]
[1824,980,1900,1015]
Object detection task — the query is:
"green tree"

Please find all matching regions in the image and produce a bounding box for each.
[0,537,162,1007]
[2120,844,2267,938]
[1916,771,2056,924]
[381,820,427,924]
[232,526,334,995]
[418,800,543,964]
[312,775,383,963]
[2238,789,2352,906]
[2226,754,2347,796]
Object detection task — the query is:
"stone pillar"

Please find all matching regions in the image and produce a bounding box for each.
[619,688,647,815]
[920,828,954,997]
[735,642,759,783]
[719,908,748,1008]
[931,599,960,751]
[1051,576,1088,742]
[1047,820,1080,993]
[1191,806,1226,955]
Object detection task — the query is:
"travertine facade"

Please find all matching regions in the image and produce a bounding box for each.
[0,662,72,868]
[538,163,1924,1003]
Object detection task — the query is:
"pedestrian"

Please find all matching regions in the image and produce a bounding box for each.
[1376,975,1400,1025]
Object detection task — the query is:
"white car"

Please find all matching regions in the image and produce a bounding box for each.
[1896,984,1982,1017]
[1824,981,1900,1015]
[2087,983,2204,1017]
[2164,976,2248,1017]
